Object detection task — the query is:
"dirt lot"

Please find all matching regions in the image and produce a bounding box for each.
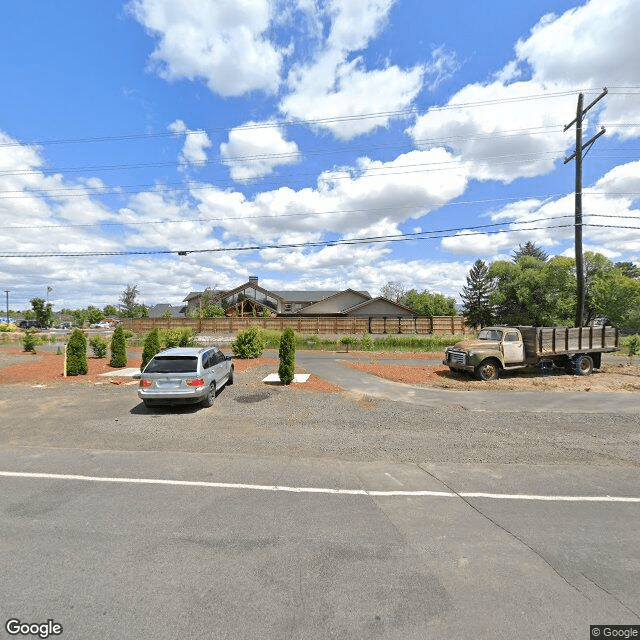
[0,345,638,393]
[342,352,640,392]
[0,348,341,392]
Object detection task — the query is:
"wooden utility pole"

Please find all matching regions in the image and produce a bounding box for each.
[564,88,608,327]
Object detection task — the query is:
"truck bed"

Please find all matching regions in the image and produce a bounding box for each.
[517,326,619,358]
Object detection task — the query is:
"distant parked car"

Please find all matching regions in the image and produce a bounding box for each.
[59,322,72,330]
[90,322,111,329]
[18,320,42,329]
[138,346,233,408]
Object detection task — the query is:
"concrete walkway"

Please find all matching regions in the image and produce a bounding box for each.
[291,350,640,414]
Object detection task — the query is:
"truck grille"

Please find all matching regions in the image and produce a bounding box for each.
[448,351,465,365]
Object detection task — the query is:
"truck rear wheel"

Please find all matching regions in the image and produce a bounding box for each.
[475,359,500,381]
[574,354,594,376]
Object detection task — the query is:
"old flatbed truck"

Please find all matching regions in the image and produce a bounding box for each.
[444,326,619,381]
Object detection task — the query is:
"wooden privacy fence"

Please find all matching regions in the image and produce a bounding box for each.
[120,315,471,335]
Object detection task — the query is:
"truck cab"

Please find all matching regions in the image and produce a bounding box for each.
[444,326,526,380]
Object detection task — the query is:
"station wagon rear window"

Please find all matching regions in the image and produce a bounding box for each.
[145,356,198,373]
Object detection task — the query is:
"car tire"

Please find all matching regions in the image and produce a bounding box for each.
[143,400,156,409]
[475,359,500,381]
[201,382,216,407]
[226,367,234,386]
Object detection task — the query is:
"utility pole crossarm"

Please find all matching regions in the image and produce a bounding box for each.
[564,126,606,164]
[564,87,608,131]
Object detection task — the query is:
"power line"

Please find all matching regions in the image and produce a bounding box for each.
[3,87,638,150]
[1,217,638,259]
[0,196,638,232]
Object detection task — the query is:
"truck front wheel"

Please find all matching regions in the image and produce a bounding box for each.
[475,359,500,381]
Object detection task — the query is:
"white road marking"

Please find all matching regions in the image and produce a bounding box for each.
[0,470,639,503]
[384,472,404,486]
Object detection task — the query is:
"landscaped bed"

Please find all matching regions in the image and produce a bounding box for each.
[0,345,638,392]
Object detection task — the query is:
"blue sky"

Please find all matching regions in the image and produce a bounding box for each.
[1,0,639,310]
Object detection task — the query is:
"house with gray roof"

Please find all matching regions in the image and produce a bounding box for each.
[182,276,391,317]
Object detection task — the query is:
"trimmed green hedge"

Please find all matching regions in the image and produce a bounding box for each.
[110,325,128,367]
[66,329,88,375]
[278,326,296,385]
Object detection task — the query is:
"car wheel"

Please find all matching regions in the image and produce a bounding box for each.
[226,367,234,386]
[475,359,500,381]
[143,400,156,409]
[201,382,216,407]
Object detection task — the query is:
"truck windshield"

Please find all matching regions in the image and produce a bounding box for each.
[478,329,503,341]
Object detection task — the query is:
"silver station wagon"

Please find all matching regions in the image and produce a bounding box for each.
[138,346,233,408]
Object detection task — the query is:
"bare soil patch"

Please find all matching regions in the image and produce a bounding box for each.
[233,356,342,393]
[0,348,142,385]
[343,356,640,392]
[0,349,342,393]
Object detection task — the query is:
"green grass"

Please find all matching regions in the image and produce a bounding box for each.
[261,330,468,352]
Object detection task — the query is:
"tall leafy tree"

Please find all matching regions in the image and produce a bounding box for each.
[460,259,494,328]
[489,256,576,326]
[30,298,54,327]
[402,290,456,317]
[379,281,408,302]
[120,284,147,318]
[614,261,640,279]
[588,263,640,327]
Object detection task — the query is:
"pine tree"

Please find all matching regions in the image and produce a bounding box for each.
[461,259,494,328]
[512,241,549,262]
[66,329,88,376]
[278,326,296,385]
[110,325,128,367]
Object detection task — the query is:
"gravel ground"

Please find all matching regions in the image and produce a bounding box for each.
[1,362,638,468]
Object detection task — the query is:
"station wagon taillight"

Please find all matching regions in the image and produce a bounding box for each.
[139,379,152,388]
[186,378,205,387]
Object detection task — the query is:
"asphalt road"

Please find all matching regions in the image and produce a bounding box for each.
[0,363,638,639]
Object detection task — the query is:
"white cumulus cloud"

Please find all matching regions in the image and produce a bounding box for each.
[220,122,300,181]
[128,0,284,96]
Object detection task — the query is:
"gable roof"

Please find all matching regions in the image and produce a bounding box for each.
[213,281,285,302]
[294,288,371,313]
[272,289,371,303]
[343,297,417,316]
[148,303,188,318]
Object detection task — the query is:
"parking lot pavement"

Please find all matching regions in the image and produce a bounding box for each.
[294,350,640,413]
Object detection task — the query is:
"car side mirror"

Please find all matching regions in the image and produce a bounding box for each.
[225,355,232,361]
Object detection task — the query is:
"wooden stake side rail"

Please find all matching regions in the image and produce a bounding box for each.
[519,326,619,358]
[120,315,473,336]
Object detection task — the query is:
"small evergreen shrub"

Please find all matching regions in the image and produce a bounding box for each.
[66,329,88,375]
[162,328,182,348]
[22,330,38,353]
[626,334,640,362]
[178,328,195,347]
[278,326,296,385]
[142,328,162,371]
[90,335,109,358]
[231,325,264,359]
[110,325,128,367]
[360,332,374,351]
